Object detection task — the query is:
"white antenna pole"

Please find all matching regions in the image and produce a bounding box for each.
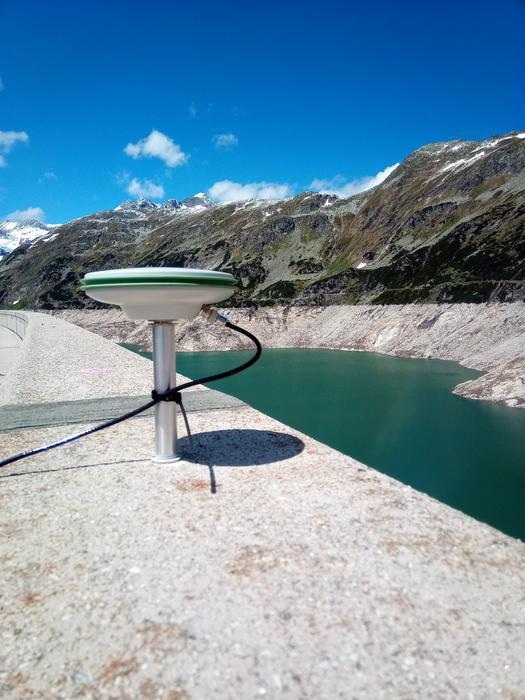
[151,321,180,462]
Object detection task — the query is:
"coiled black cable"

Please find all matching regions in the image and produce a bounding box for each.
[0,320,261,469]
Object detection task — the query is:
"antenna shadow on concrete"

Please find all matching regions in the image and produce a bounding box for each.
[177,429,305,466]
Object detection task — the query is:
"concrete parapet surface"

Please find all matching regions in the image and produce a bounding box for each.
[0,312,196,406]
[1,312,524,698]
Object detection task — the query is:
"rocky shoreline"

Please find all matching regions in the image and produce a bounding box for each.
[50,303,525,408]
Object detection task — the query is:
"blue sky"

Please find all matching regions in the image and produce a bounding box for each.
[0,0,524,223]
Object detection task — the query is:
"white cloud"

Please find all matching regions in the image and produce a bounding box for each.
[0,130,29,149]
[213,133,239,150]
[0,130,28,166]
[124,129,188,167]
[0,77,4,91]
[5,206,45,222]
[209,179,292,203]
[310,163,399,198]
[127,177,165,199]
[189,102,198,119]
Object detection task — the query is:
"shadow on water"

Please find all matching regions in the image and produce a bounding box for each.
[177,429,305,467]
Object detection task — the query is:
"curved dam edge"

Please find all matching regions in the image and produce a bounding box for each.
[51,302,525,408]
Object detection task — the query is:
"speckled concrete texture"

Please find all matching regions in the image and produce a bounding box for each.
[1,313,525,699]
[0,312,194,406]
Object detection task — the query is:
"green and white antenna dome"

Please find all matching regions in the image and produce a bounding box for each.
[81,266,238,320]
[81,265,241,463]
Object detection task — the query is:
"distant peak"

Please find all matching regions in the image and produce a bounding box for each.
[135,197,158,208]
[411,130,525,161]
[114,198,159,212]
[0,218,59,254]
[164,199,182,209]
[1,218,50,229]
[179,193,215,209]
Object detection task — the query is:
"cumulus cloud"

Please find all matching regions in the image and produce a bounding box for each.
[0,130,29,149]
[213,133,239,150]
[127,177,165,199]
[124,129,188,168]
[0,130,29,166]
[310,163,399,198]
[5,206,45,222]
[209,179,292,203]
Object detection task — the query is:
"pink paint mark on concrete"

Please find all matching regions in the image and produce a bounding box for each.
[80,367,108,374]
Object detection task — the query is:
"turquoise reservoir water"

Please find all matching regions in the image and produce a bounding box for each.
[124,346,525,540]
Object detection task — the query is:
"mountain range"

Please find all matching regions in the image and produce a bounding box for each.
[0,132,524,309]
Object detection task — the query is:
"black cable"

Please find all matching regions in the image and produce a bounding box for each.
[165,321,262,396]
[0,320,262,469]
[0,400,157,468]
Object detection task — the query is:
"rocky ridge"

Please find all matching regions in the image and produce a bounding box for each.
[1,131,524,308]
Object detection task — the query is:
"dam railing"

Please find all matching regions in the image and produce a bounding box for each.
[0,311,28,340]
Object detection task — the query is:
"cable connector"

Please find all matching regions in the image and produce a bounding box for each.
[199,307,229,325]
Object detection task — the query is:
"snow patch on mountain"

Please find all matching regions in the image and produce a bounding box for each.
[422,131,525,184]
[440,150,487,173]
[0,219,60,259]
